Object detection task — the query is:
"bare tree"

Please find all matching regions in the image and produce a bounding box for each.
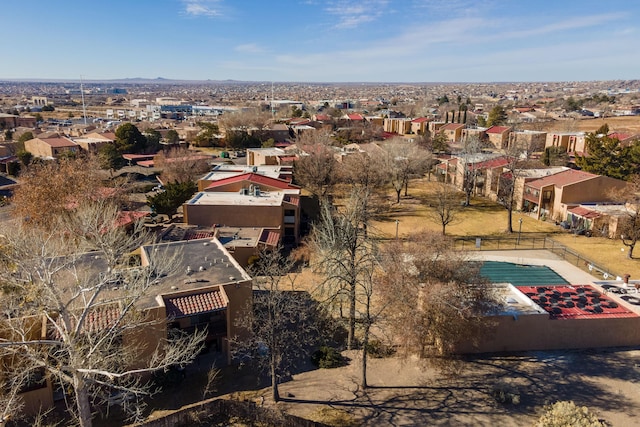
[293,130,339,203]
[232,248,320,402]
[498,131,541,233]
[427,182,461,235]
[458,137,484,206]
[310,190,377,352]
[339,150,388,236]
[377,232,495,361]
[381,139,432,203]
[617,175,640,259]
[218,109,271,143]
[154,146,211,184]
[0,201,205,427]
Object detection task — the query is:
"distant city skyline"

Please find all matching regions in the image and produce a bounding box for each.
[1,0,638,83]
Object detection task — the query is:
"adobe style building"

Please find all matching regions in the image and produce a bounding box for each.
[246,147,297,166]
[24,136,79,159]
[545,131,586,157]
[11,238,252,417]
[185,173,303,245]
[485,125,512,149]
[522,169,626,221]
[439,123,465,143]
[508,130,547,153]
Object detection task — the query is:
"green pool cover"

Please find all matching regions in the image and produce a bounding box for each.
[480,261,568,286]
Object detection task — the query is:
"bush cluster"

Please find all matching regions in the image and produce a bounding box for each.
[311,346,345,369]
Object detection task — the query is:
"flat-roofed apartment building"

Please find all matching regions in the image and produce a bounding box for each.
[185,173,303,245]
[9,238,252,416]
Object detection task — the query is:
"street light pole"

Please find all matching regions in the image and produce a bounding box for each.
[517,218,523,245]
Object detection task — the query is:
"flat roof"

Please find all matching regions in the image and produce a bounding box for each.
[519,285,637,319]
[216,226,263,248]
[187,191,294,207]
[139,238,251,308]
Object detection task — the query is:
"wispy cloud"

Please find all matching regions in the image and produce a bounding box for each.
[325,0,390,29]
[182,0,223,17]
[268,11,637,81]
[235,43,266,54]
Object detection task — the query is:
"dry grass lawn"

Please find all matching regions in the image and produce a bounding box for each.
[363,178,640,278]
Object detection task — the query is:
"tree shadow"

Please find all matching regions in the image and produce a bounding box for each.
[279,348,640,426]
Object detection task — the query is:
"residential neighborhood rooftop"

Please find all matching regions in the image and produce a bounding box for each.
[140,238,251,309]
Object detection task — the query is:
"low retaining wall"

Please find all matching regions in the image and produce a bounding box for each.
[133,397,330,427]
[458,314,640,353]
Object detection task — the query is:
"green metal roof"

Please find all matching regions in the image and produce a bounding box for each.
[480,261,568,286]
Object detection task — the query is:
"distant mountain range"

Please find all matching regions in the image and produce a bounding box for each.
[0,77,253,85]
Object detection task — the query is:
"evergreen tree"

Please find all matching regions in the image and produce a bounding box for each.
[487,105,507,127]
[114,123,147,154]
[147,181,197,219]
[576,124,640,180]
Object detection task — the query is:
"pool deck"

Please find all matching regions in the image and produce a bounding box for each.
[468,250,640,316]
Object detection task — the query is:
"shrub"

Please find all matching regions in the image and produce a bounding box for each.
[311,346,346,369]
[492,384,520,405]
[365,340,395,358]
[536,400,607,427]
[309,407,358,427]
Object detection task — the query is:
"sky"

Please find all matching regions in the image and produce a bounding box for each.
[1,0,639,83]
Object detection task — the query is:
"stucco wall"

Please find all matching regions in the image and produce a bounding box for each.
[184,204,283,229]
[459,313,640,353]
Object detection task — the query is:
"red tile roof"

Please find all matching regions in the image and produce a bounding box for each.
[260,229,280,246]
[53,305,121,337]
[184,230,216,240]
[411,117,430,123]
[486,126,511,134]
[83,305,122,333]
[526,169,598,190]
[471,157,511,170]
[284,194,300,206]
[41,137,77,148]
[315,114,331,121]
[165,290,227,318]
[115,211,149,228]
[347,113,364,121]
[204,172,300,191]
[567,206,601,219]
[608,132,636,142]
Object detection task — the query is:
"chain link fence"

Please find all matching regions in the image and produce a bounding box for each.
[454,236,618,280]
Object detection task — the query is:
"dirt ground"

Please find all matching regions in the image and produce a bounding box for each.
[264,348,640,427]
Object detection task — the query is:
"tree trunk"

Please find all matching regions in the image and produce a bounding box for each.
[442,223,446,236]
[271,355,280,402]
[404,180,408,197]
[628,244,635,259]
[507,207,513,233]
[347,281,356,350]
[73,373,93,427]
[395,189,401,204]
[361,328,369,389]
